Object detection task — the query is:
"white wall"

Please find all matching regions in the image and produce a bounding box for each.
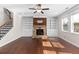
[0,8,6,26]
[58,5,79,47]
[47,17,58,37]
[21,16,33,37]
[0,8,12,27]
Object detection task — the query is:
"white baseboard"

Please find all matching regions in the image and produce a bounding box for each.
[59,36,79,48]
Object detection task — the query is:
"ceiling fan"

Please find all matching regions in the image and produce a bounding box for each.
[29,4,49,14]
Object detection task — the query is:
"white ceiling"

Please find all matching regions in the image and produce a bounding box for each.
[0,4,76,17]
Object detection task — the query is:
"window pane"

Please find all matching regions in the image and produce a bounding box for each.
[71,13,79,32]
[62,18,69,31]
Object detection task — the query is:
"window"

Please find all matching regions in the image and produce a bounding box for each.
[71,13,79,32]
[62,17,69,31]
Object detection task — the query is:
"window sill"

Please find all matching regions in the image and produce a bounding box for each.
[62,30,69,32]
[71,32,79,34]
[62,31,79,35]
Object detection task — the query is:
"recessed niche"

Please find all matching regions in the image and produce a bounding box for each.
[37,20,43,23]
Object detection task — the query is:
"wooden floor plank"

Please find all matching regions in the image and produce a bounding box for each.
[0,37,79,54]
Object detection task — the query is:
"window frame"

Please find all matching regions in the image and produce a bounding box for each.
[62,17,70,32]
[71,13,79,33]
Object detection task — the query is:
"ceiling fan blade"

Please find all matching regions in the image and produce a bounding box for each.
[29,8,36,10]
[41,11,44,14]
[34,11,37,13]
[42,8,49,10]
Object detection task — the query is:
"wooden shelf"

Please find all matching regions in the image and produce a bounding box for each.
[33,18,46,25]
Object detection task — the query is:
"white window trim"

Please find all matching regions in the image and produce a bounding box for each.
[71,13,79,33]
[62,17,70,32]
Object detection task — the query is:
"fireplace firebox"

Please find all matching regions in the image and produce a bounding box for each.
[36,29,44,35]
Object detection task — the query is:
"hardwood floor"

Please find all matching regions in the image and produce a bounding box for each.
[0,37,79,54]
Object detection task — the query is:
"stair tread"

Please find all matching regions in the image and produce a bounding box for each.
[1,29,8,31]
[0,32,7,34]
[0,21,13,39]
[0,28,11,30]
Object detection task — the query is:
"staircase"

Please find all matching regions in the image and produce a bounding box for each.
[0,20,13,39]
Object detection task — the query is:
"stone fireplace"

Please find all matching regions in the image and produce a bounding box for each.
[32,17,48,39]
